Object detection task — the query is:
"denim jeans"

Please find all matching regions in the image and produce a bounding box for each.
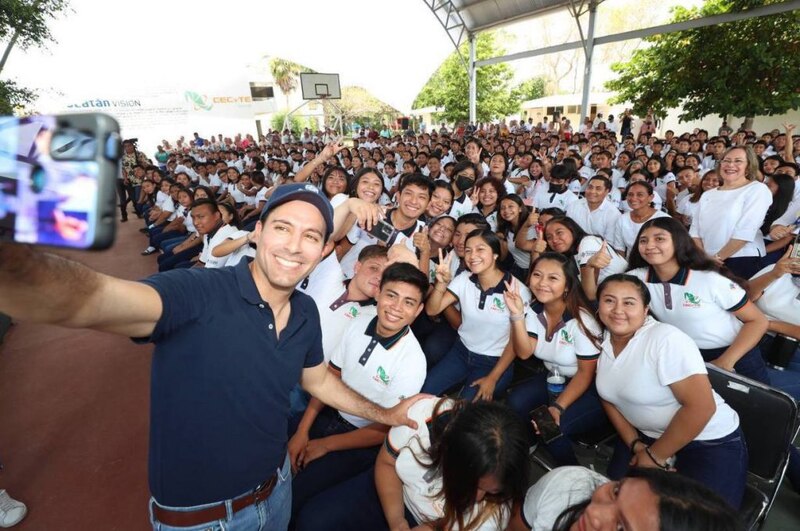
[700,344,770,384]
[607,427,748,509]
[421,339,514,401]
[150,453,292,531]
[294,466,418,531]
[724,256,763,281]
[411,313,458,368]
[506,373,610,465]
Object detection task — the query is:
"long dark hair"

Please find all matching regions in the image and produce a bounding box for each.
[627,217,746,289]
[543,215,587,257]
[530,252,601,349]
[420,399,529,531]
[496,194,529,236]
[553,467,744,531]
[761,173,795,234]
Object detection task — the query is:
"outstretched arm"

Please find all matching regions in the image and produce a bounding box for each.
[0,244,162,337]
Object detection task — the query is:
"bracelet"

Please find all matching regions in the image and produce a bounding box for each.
[550,402,565,414]
[509,313,525,322]
[629,438,644,452]
[644,446,670,470]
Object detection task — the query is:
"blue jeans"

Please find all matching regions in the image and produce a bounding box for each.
[700,344,770,384]
[506,373,610,465]
[607,427,748,509]
[162,236,188,254]
[150,454,292,531]
[294,466,418,531]
[421,339,514,401]
[411,314,458,368]
[288,408,380,526]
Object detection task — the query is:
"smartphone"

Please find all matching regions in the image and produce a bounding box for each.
[0,113,120,249]
[791,232,800,260]
[529,405,563,444]
[368,219,396,244]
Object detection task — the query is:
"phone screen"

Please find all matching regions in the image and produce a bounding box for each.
[529,405,563,444]
[0,116,100,248]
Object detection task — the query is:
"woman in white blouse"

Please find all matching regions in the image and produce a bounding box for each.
[594,274,747,509]
[689,146,773,279]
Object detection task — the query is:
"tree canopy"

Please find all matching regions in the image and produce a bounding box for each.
[268,57,315,109]
[606,0,800,123]
[0,0,71,114]
[334,86,399,127]
[413,32,523,123]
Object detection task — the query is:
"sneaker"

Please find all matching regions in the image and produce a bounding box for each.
[0,490,27,528]
[141,246,157,256]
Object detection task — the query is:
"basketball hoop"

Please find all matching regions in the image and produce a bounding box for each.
[283,73,343,136]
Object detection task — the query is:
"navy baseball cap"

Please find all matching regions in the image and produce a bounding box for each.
[259,183,334,240]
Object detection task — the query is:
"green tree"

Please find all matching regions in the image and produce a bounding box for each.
[413,32,518,123]
[333,86,399,129]
[606,0,800,127]
[510,77,547,104]
[0,0,71,114]
[268,57,314,110]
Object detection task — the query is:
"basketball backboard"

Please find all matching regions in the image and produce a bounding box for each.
[300,73,341,100]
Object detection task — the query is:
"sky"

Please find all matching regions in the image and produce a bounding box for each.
[5,0,457,113]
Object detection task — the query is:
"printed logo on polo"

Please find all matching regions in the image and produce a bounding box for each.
[682,292,701,308]
[345,306,359,320]
[490,296,506,313]
[373,366,390,385]
[559,329,574,345]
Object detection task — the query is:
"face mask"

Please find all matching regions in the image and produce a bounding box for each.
[548,182,566,194]
[456,174,475,192]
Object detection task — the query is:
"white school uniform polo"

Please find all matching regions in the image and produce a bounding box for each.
[610,210,670,257]
[522,467,607,531]
[385,397,509,531]
[473,208,498,232]
[297,252,344,300]
[229,183,247,204]
[449,193,474,219]
[534,187,579,211]
[689,181,772,258]
[575,236,628,283]
[200,224,238,268]
[318,285,377,362]
[506,230,531,269]
[752,265,800,326]
[629,267,747,349]
[220,229,256,268]
[340,224,379,279]
[596,317,739,440]
[525,307,601,377]
[566,198,622,243]
[447,270,532,357]
[330,315,426,428]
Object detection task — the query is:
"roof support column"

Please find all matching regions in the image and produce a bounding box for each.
[469,33,477,125]
[579,0,598,124]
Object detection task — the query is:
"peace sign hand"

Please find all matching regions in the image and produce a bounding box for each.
[503,278,525,317]
[434,248,454,286]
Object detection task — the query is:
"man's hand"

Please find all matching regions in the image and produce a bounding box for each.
[412,226,430,254]
[287,431,309,473]
[302,438,331,467]
[380,394,429,429]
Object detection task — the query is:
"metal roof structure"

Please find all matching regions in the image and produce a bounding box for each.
[422,0,800,124]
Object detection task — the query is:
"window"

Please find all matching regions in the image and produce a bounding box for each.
[567,105,580,114]
[546,106,564,116]
[249,83,274,100]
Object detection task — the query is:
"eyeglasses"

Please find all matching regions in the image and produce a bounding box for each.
[721,159,747,165]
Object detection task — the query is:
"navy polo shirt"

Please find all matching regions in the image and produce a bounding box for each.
[138,257,324,506]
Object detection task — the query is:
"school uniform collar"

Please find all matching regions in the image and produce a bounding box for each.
[329,282,377,311]
[364,316,409,350]
[469,270,513,310]
[454,192,468,204]
[531,302,574,342]
[645,265,690,286]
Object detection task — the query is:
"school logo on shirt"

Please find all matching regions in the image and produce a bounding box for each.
[558,329,574,345]
[373,366,390,385]
[682,292,701,308]
[490,296,506,313]
[345,306,359,320]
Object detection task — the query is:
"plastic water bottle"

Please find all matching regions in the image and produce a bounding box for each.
[546,366,566,402]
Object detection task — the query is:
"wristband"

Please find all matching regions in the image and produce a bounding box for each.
[550,402,565,414]
[509,313,525,322]
[644,446,670,470]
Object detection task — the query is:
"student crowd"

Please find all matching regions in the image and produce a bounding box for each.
[117,118,800,530]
